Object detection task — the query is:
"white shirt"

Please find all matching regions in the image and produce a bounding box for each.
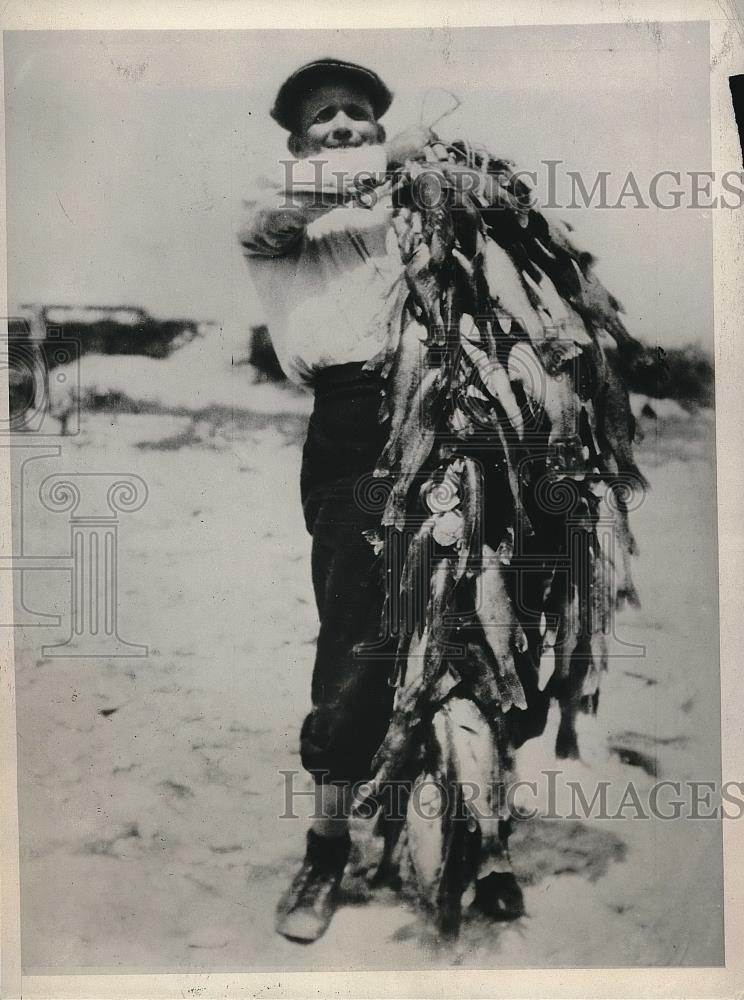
[238,146,406,385]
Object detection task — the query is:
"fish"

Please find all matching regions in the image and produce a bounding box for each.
[404,243,447,337]
[375,318,428,476]
[528,210,660,367]
[422,554,459,689]
[367,706,424,791]
[476,547,528,711]
[523,215,583,300]
[602,480,642,610]
[451,187,483,261]
[511,339,583,449]
[483,240,544,340]
[437,695,504,853]
[396,169,456,343]
[457,638,506,716]
[397,515,435,642]
[405,765,450,906]
[406,695,498,911]
[413,168,456,267]
[367,625,431,793]
[363,275,416,381]
[395,626,430,707]
[369,143,650,784]
[369,574,460,796]
[494,418,533,537]
[547,524,616,758]
[460,338,525,439]
[388,548,458,715]
[392,207,417,262]
[599,346,649,488]
[461,163,534,226]
[381,368,444,530]
[541,210,596,277]
[457,456,483,580]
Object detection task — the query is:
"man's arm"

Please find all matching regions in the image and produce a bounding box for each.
[238,145,388,258]
[237,194,318,258]
[238,128,433,258]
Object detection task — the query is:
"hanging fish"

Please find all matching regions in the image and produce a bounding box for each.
[438,694,505,853]
[403,243,447,338]
[406,695,501,914]
[451,186,484,261]
[366,138,652,795]
[460,338,524,439]
[374,318,428,476]
[511,339,584,457]
[476,547,528,712]
[483,240,544,341]
[405,766,450,906]
[413,168,455,268]
[422,554,459,689]
[380,367,444,530]
[598,347,649,488]
[397,515,436,641]
[456,637,511,715]
[457,456,483,580]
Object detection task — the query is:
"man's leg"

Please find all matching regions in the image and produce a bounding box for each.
[277,376,397,940]
[276,517,394,942]
[313,782,353,839]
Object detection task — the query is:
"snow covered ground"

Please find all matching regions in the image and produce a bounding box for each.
[11,388,723,972]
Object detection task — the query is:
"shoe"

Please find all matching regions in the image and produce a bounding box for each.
[275,830,351,943]
[472,871,525,921]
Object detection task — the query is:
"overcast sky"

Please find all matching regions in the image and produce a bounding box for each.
[4,22,713,350]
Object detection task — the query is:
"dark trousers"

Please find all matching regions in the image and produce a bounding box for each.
[299,363,396,786]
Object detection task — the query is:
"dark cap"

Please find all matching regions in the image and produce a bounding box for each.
[270,58,393,133]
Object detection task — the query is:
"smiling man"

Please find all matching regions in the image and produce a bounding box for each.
[238,59,526,944]
[238,58,433,944]
[240,59,430,384]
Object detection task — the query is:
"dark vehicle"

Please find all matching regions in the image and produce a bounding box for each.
[5,304,204,431]
[24,304,201,362]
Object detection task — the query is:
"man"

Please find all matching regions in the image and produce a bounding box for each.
[239,58,523,943]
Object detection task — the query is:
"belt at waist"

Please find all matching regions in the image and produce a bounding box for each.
[308,362,389,455]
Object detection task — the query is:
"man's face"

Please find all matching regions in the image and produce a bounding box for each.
[295,81,379,155]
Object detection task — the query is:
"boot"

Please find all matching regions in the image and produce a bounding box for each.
[472,871,525,921]
[471,818,525,921]
[275,829,351,943]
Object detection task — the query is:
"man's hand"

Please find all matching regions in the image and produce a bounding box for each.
[385,125,435,168]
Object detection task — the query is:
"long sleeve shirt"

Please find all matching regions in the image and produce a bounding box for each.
[237,145,406,385]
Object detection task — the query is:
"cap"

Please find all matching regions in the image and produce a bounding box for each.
[270,58,393,132]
